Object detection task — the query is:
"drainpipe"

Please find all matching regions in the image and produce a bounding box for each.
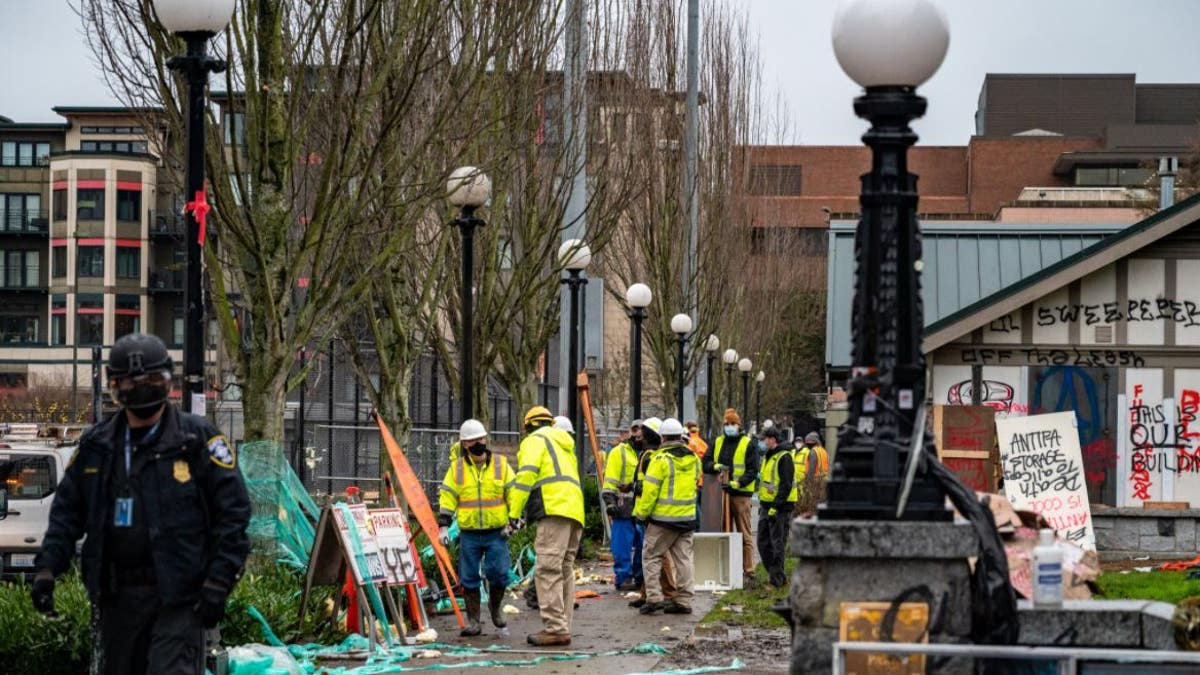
[1160,157,1179,210]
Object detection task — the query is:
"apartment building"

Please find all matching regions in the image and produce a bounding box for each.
[0,107,190,390]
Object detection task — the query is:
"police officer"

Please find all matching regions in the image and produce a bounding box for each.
[32,333,251,675]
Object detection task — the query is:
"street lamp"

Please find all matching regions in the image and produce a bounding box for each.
[560,239,591,461]
[722,348,738,410]
[626,283,652,421]
[738,357,752,420]
[755,370,765,434]
[703,334,720,438]
[154,0,235,413]
[670,313,693,418]
[447,166,492,421]
[823,0,950,521]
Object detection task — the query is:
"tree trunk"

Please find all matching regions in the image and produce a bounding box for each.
[242,367,288,443]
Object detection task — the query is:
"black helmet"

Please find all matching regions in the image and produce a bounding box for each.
[763,427,781,440]
[107,333,174,380]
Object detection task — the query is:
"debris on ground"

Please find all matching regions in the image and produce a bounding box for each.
[501,604,521,615]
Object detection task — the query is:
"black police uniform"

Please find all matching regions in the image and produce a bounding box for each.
[36,403,251,674]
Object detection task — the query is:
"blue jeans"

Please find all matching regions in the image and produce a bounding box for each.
[630,522,646,584]
[458,530,512,591]
[610,517,643,586]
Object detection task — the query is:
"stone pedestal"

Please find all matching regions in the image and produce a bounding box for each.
[788,518,979,673]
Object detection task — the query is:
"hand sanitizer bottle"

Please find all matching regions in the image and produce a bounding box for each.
[1032,528,1063,608]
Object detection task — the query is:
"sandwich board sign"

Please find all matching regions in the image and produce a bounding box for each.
[996,411,1096,549]
[370,508,421,586]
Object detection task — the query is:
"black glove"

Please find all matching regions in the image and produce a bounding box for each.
[605,505,618,517]
[31,572,55,617]
[194,581,228,628]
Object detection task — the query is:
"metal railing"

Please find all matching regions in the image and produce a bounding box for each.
[0,209,49,234]
[148,268,184,292]
[149,211,186,237]
[832,641,1200,674]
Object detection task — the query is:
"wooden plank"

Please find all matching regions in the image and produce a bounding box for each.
[1144,501,1190,510]
[940,450,991,460]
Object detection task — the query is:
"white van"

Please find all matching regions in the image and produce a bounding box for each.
[0,424,82,580]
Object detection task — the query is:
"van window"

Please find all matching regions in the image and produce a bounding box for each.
[0,454,56,500]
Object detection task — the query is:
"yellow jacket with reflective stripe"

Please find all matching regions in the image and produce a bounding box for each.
[438,452,515,531]
[509,426,585,526]
[758,448,797,504]
[602,441,638,497]
[633,443,699,527]
[793,444,829,495]
[712,435,756,493]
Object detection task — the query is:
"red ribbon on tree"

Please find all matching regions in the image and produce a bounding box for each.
[184,188,211,246]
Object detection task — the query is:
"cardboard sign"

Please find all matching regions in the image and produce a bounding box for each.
[839,602,929,675]
[370,508,421,586]
[997,411,1096,549]
[933,405,997,492]
[333,503,387,584]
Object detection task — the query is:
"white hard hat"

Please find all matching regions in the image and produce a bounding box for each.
[642,417,662,433]
[659,418,685,437]
[459,419,487,442]
[553,415,575,434]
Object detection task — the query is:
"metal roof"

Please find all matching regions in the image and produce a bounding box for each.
[824,220,1125,368]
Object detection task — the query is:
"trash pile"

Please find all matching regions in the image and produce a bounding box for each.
[981,492,1100,599]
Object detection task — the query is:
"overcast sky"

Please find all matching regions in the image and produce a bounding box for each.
[3,1,1199,145]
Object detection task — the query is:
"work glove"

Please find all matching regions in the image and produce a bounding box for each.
[31,571,55,617]
[438,525,451,546]
[606,504,618,517]
[194,581,228,629]
[767,507,777,517]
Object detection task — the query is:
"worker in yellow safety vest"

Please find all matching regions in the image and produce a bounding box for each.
[793,431,829,517]
[628,417,679,608]
[602,420,643,592]
[437,419,515,637]
[756,427,795,589]
[508,406,585,647]
[702,408,758,583]
[633,418,699,615]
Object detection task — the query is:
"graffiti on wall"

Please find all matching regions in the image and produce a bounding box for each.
[1034,299,1200,327]
[1122,384,1200,503]
[946,379,1015,413]
[961,348,1145,368]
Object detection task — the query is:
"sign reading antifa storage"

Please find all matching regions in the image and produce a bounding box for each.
[996,411,1096,549]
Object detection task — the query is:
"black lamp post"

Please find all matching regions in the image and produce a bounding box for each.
[560,239,591,461]
[722,348,737,410]
[755,370,764,434]
[626,283,652,421]
[447,166,491,421]
[738,357,752,419]
[704,334,720,438]
[155,0,234,414]
[821,0,951,521]
[670,313,693,418]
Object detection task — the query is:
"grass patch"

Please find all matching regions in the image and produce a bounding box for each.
[700,561,795,629]
[1095,570,1200,605]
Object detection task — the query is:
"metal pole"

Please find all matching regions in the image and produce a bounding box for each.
[741,372,749,418]
[705,353,715,438]
[630,308,645,421]
[297,347,306,484]
[676,336,686,418]
[725,364,734,410]
[559,0,589,415]
[458,208,478,422]
[681,0,701,425]
[565,271,583,463]
[91,346,102,424]
[755,381,762,434]
[327,341,335,497]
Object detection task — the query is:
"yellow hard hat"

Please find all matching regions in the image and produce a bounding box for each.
[524,406,554,427]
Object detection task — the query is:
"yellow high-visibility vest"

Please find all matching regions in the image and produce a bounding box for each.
[713,435,756,493]
[758,450,797,504]
[602,441,638,497]
[509,426,585,526]
[438,453,515,531]
[633,444,699,525]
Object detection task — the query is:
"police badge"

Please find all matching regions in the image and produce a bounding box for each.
[207,435,236,468]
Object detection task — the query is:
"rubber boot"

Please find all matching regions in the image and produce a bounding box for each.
[460,589,482,637]
[488,582,507,629]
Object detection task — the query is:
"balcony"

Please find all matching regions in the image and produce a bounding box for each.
[0,209,49,235]
[0,265,45,292]
[148,268,184,293]
[150,211,186,239]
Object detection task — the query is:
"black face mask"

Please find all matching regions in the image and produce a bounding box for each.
[631,438,644,451]
[468,443,487,456]
[119,383,170,419]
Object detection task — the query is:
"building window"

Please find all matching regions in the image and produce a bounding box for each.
[173,317,184,347]
[747,164,803,196]
[224,112,246,146]
[229,172,251,205]
[115,315,140,340]
[116,247,140,279]
[1074,166,1155,187]
[81,126,143,135]
[77,246,104,278]
[77,188,105,220]
[0,316,39,344]
[80,140,147,154]
[116,189,141,222]
[1,194,43,232]
[51,315,65,346]
[52,188,67,221]
[1,141,51,167]
[52,246,67,278]
[0,250,40,288]
[76,314,104,345]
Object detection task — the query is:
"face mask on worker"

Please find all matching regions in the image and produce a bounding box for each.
[118,381,170,420]
[794,441,804,450]
[724,424,738,436]
[468,443,487,456]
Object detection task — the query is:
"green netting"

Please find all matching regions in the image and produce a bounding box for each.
[240,441,322,570]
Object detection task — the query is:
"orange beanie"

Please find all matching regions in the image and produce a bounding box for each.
[723,408,741,425]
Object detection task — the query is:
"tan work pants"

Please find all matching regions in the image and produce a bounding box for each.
[729,493,755,575]
[638,549,678,601]
[642,524,694,607]
[533,515,583,635]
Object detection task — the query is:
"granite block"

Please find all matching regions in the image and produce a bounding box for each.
[1139,533,1177,552]
[789,519,978,559]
